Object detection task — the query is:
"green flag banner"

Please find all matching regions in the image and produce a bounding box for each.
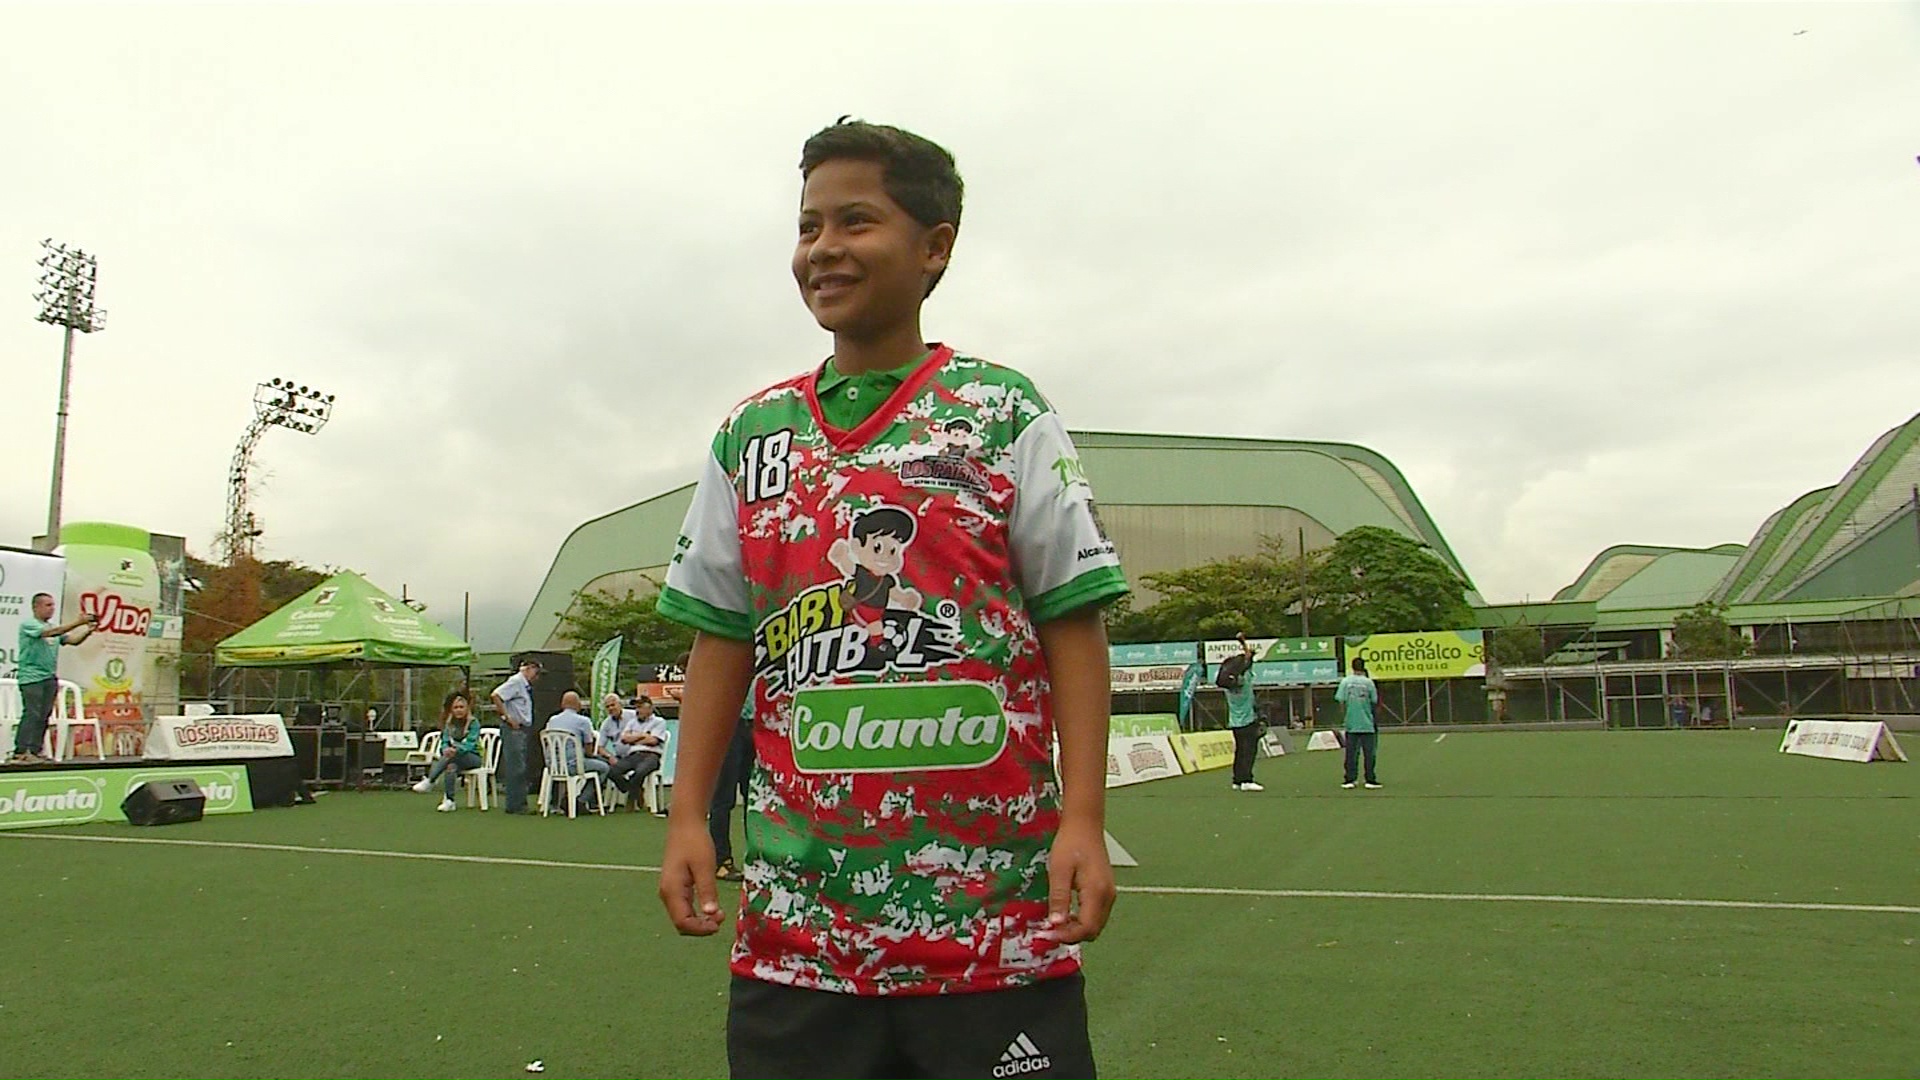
[591,636,622,709]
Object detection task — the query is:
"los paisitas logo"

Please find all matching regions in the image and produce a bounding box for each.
[78,591,152,636]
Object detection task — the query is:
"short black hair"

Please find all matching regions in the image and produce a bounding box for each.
[942,418,974,434]
[801,117,964,295]
[31,592,53,605]
[1352,657,1368,673]
[634,695,653,707]
[851,506,916,545]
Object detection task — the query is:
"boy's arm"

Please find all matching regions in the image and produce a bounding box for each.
[658,631,755,936]
[1034,607,1117,944]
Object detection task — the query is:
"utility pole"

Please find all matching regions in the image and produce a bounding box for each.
[34,240,107,550]
[1299,526,1316,729]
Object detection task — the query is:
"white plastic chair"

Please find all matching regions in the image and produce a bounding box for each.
[538,730,607,818]
[643,730,674,814]
[405,730,442,780]
[462,727,502,810]
[47,680,101,762]
[111,726,143,757]
[0,678,19,751]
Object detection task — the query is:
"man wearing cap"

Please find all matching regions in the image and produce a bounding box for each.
[490,659,541,814]
[603,694,668,809]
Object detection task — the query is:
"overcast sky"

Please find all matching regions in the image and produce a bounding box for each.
[5,1,1918,648]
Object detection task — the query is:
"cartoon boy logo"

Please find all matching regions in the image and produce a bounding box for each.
[930,417,981,459]
[829,506,924,627]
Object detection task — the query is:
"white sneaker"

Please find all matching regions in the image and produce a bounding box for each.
[1365,782,1383,790]
[1341,782,1356,789]
[411,778,433,793]
[1229,783,1245,791]
[436,798,456,812]
[1239,782,1265,792]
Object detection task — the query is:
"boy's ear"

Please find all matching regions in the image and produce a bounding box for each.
[922,222,956,275]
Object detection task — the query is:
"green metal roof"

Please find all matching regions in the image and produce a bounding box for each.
[511,430,1479,652]
[1594,549,1744,611]
[1717,486,1831,603]
[1759,415,1920,600]
[1475,600,1597,629]
[1782,502,1920,602]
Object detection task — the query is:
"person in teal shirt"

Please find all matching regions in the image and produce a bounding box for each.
[11,593,96,765]
[412,690,484,810]
[1223,633,1263,792]
[1333,657,1381,789]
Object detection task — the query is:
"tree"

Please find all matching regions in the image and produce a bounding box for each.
[1309,526,1473,637]
[555,586,697,682]
[1488,623,1548,667]
[182,554,330,656]
[1671,602,1748,660]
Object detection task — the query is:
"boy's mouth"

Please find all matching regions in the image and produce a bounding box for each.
[810,273,859,299]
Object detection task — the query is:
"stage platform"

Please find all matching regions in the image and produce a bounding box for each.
[0,754,306,830]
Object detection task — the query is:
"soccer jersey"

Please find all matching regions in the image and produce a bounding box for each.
[659,345,1129,996]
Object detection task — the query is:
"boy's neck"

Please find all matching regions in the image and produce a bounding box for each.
[830,320,930,376]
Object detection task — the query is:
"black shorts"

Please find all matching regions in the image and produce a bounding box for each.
[727,972,1096,1079]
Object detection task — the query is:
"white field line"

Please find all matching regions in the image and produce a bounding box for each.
[1434,733,1448,743]
[8,831,1917,916]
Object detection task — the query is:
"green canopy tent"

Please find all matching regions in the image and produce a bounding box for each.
[215,572,475,739]
[217,571,474,667]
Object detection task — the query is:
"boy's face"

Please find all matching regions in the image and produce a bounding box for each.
[794,158,953,340]
[853,532,906,575]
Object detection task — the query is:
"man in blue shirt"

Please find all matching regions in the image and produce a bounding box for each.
[490,659,541,814]
[10,593,96,765]
[1333,657,1381,789]
[600,693,668,809]
[544,690,612,812]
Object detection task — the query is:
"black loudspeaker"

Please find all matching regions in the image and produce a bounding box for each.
[245,757,313,808]
[122,779,207,826]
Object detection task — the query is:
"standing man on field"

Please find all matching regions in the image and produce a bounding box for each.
[9,593,95,765]
[1223,633,1262,792]
[490,658,540,814]
[1335,656,1382,789]
[655,118,1127,1079]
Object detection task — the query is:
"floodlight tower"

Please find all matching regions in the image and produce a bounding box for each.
[34,239,107,551]
[220,378,336,564]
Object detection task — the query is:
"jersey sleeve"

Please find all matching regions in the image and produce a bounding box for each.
[658,428,754,640]
[1008,410,1130,623]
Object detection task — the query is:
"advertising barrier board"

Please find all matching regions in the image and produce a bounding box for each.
[145,714,294,761]
[1171,730,1237,773]
[1779,719,1907,763]
[1106,734,1182,788]
[0,764,252,830]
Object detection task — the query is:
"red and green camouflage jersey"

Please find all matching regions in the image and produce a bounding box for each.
[658,344,1129,996]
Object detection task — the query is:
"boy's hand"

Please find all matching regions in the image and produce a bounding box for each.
[1039,819,1115,943]
[658,822,726,936]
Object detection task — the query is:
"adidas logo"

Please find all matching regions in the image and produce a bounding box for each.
[992,1032,1052,1077]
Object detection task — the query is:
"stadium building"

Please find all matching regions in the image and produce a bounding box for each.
[509,431,1480,654]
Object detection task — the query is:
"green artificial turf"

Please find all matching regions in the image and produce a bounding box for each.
[0,730,1913,1078]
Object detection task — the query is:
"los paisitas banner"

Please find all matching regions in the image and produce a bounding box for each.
[1345,629,1486,680]
[0,764,252,831]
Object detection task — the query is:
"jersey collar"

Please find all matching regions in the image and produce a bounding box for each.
[806,343,954,451]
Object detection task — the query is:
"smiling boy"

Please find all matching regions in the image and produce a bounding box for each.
[656,118,1129,1078]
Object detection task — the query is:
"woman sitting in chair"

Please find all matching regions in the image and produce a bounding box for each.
[412,691,483,812]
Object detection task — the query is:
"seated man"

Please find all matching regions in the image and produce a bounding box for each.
[543,690,612,812]
[602,693,668,810]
